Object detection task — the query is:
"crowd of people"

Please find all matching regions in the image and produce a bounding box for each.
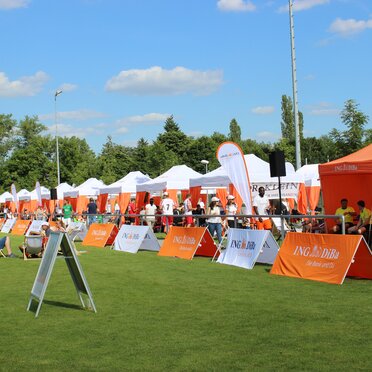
[1,192,371,258]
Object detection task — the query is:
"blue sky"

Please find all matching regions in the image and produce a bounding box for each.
[1,0,371,152]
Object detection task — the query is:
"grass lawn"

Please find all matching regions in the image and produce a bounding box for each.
[0,232,371,371]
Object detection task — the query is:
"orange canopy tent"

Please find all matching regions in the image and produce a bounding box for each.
[319,144,372,226]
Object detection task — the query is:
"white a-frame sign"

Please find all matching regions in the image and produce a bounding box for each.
[27,231,97,317]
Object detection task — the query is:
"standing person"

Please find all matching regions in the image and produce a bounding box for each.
[197,197,205,210]
[160,192,176,234]
[87,198,98,227]
[333,198,356,233]
[62,200,73,227]
[348,200,371,235]
[207,197,222,243]
[226,195,238,228]
[127,197,136,225]
[34,206,47,221]
[193,204,206,227]
[145,197,157,230]
[253,187,272,230]
[183,193,194,228]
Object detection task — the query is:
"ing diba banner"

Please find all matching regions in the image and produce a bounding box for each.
[271,232,372,284]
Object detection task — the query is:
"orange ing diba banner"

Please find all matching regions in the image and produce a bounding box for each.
[158,227,217,260]
[11,219,31,235]
[271,232,372,284]
[82,223,119,248]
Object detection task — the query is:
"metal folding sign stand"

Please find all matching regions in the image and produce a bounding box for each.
[27,231,97,317]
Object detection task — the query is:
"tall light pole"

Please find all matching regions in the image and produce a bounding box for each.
[289,0,301,170]
[201,159,209,174]
[54,90,63,185]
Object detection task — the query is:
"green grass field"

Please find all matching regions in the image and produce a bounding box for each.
[0,233,371,371]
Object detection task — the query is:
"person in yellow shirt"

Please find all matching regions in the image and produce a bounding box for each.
[348,200,371,235]
[333,198,356,233]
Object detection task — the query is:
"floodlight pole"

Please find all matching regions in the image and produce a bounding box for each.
[289,0,301,170]
[54,90,63,185]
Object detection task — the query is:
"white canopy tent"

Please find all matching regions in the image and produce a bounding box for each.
[30,186,50,200]
[136,165,202,193]
[99,171,151,195]
[189,154,305,199]
[0,191,13,203]
[17,189,31,201]
[296,164,320,187]
[64,178,106,198]
[56,182,74,200]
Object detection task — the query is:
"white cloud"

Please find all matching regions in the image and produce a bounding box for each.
[45,123,105,138]
[58,83,78,92]
[308,102,340,116]
[0,0,29,9]
[39,109,106,121]
[105,66,223,96]
[217,0,256,12]
[304,74,316,80]
[0,71,48,97]
[278,0,329,13]
[116,113,170,126]
[115,112,170,134]
[251,106,275,115]
[329,18,372,37]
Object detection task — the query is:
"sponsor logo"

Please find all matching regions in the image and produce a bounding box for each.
[92,230,108,237]
[334,164,358,172]
[173,235,196,245]
[293,245,339,260]
[230,239,255,250]
[220,151,240,159]
[122,232,140,240]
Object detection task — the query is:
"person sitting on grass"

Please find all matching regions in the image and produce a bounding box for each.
[0,236,17,258]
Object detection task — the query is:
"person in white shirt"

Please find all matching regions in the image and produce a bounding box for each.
[160,192,176,233]
[253,187,272,230]
[226,195,238,228]
[207,197,222,242]
[183,194,194,227]
[145,198,157,230]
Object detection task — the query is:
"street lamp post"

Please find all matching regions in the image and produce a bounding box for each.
[54,90,63,185]
[201,159,209,174]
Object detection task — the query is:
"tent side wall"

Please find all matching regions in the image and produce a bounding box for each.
[320,173,372,228]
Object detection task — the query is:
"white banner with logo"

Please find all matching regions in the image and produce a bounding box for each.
[35,181,42,206]
[11,184,18,212]
[114,225,160,253]
[66,221,88,241]
[217,228,279,269]
[1,218,17,233]
[217,142,252,212]
[25,220,44,236]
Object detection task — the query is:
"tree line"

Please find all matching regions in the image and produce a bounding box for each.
[0,96,370,193]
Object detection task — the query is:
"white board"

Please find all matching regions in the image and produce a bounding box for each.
[217,229,279,270]
[114,225,160,253]
[1,218,16,233]
[25,220,44,236]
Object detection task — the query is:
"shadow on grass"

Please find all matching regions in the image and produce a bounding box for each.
[43,299,83,311]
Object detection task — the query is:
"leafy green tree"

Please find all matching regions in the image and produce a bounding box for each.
[132,138,151,175]
[329,99,369,157]
[157,116,190,160]
[17,115,46,148]
[146,142,179,177]
[228,118,241,143]
[0,114,17,162]
[281,95,304,142]
[57,136,97,185]
[96,136,135,184]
